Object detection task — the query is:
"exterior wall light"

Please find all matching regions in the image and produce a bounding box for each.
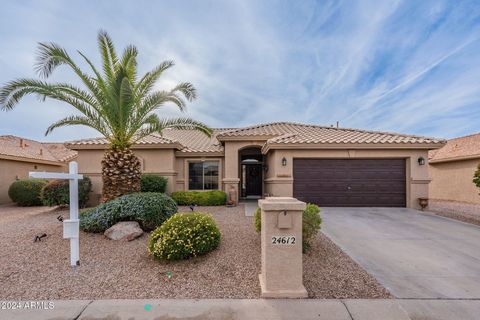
[418,157,425,165]
[281,157,287,166]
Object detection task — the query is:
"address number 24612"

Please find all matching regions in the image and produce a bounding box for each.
[271,236,296,245]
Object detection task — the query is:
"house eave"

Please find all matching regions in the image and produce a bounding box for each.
[429,154,480,164]
[216,135,275,142]
[0,154,67,166]
[66,143,183,150]
[174,151,225,157]
[262,142,446,154]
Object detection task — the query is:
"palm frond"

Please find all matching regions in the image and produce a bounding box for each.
[1,30,207,150]
[98,30,118,80]
[171,82,197,101]
[134,60,174,96]
[120,45,138,82]
[45,115,109,136]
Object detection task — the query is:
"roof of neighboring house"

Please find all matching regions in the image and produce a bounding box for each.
[65,122,446,153]
[428,132,480,163]
[0,135,77,164]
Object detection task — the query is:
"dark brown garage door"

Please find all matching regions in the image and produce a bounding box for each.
[293,159,406,207]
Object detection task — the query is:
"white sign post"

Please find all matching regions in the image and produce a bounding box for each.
[30,161,83,267]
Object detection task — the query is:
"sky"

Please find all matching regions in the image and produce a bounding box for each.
[0,0,479,142]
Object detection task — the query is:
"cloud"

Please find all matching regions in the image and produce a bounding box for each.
[0,0,479,142]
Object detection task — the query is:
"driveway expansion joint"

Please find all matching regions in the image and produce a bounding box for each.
[73,300,93,320]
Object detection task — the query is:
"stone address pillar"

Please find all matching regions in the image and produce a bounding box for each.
[258,197,307,298]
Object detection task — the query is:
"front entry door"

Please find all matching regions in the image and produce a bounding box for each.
[245,164,262,196]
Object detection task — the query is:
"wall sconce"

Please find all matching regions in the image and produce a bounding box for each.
[263,165,269,172]
[418,157,425,166]
[281,157,287,166]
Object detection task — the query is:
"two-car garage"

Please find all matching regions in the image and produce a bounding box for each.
[293,159,406,207]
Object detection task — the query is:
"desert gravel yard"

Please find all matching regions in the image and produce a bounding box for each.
[0,204,390,299]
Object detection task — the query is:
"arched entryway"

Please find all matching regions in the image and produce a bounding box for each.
[239,147,264,199]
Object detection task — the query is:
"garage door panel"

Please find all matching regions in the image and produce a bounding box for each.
[293,159,406,207]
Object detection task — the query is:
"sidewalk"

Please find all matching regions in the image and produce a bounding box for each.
[2,299,480,320]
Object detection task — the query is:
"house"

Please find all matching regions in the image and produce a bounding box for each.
[0,135,77,204]
[429,133,480,207]
[66,122,445,209]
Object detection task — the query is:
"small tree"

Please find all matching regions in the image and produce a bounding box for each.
[473,165,480,191]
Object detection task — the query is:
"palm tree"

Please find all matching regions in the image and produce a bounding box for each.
[0,31,212,202]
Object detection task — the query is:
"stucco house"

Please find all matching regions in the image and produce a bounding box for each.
[0,135,77,204]
[429,133,480,210]
[66,122,445,209]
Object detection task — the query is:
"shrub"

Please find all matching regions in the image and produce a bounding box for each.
[473,165,480,191]
[254,207,261,233]
[254,203,322,253]
[141,174,168,193]
[8,178,48,206]
[80,192,177,232]
[148,212,221,261]
[41,176,92,208]
[302,204,322,252]
[171,190,227,206]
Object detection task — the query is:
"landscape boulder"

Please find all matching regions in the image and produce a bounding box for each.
[104,221,143,241]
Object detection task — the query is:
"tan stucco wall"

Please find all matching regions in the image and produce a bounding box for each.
[223,141,265,199]
[73,143,435,209]
[75,148,177,205]
[264,149,431,209]
[429,158,480,204]
[0,159,66,204]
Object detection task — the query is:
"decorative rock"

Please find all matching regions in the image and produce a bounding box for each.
[104,221,143,241]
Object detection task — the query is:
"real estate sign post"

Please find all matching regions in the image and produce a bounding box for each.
[30,161,83,267]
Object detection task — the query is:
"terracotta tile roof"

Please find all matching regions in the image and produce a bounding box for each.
[428,132,480,163]
[0,135,77,164]
[65,122,444,153]
[66,134,177,147]
[162,128,228,153]
[219,122,444,145]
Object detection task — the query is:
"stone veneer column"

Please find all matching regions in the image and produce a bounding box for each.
[258,197,307,298]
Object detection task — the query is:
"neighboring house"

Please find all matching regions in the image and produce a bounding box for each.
[429,133,480,205]
[66,122,445,209]
[0,135,77,204]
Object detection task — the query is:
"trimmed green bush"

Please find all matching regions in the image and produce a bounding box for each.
[148,212,221,261]
[8,178,48,206]
[301,204,322,252]
[141,174,168,193]
[171,190,227,206]
[41,176,92,208]
[80,192,177,232]
[254,203,322,253]
[473,165,480,191]
[254,207,261,233]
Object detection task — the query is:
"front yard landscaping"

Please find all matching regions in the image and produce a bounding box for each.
[0,204,390,299]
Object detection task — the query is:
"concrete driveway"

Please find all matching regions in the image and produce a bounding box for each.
[321,207,480,299]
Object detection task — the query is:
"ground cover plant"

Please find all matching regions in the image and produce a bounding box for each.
[80,192,177,232]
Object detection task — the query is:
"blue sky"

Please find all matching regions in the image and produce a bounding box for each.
[1,0,479,142]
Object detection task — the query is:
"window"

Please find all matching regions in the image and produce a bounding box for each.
[188,161,219,190]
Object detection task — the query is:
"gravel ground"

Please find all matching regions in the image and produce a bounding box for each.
[0,204,390,299]
[428,199,480,226]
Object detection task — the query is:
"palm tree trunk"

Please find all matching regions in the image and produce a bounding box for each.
[101,147,141,202]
